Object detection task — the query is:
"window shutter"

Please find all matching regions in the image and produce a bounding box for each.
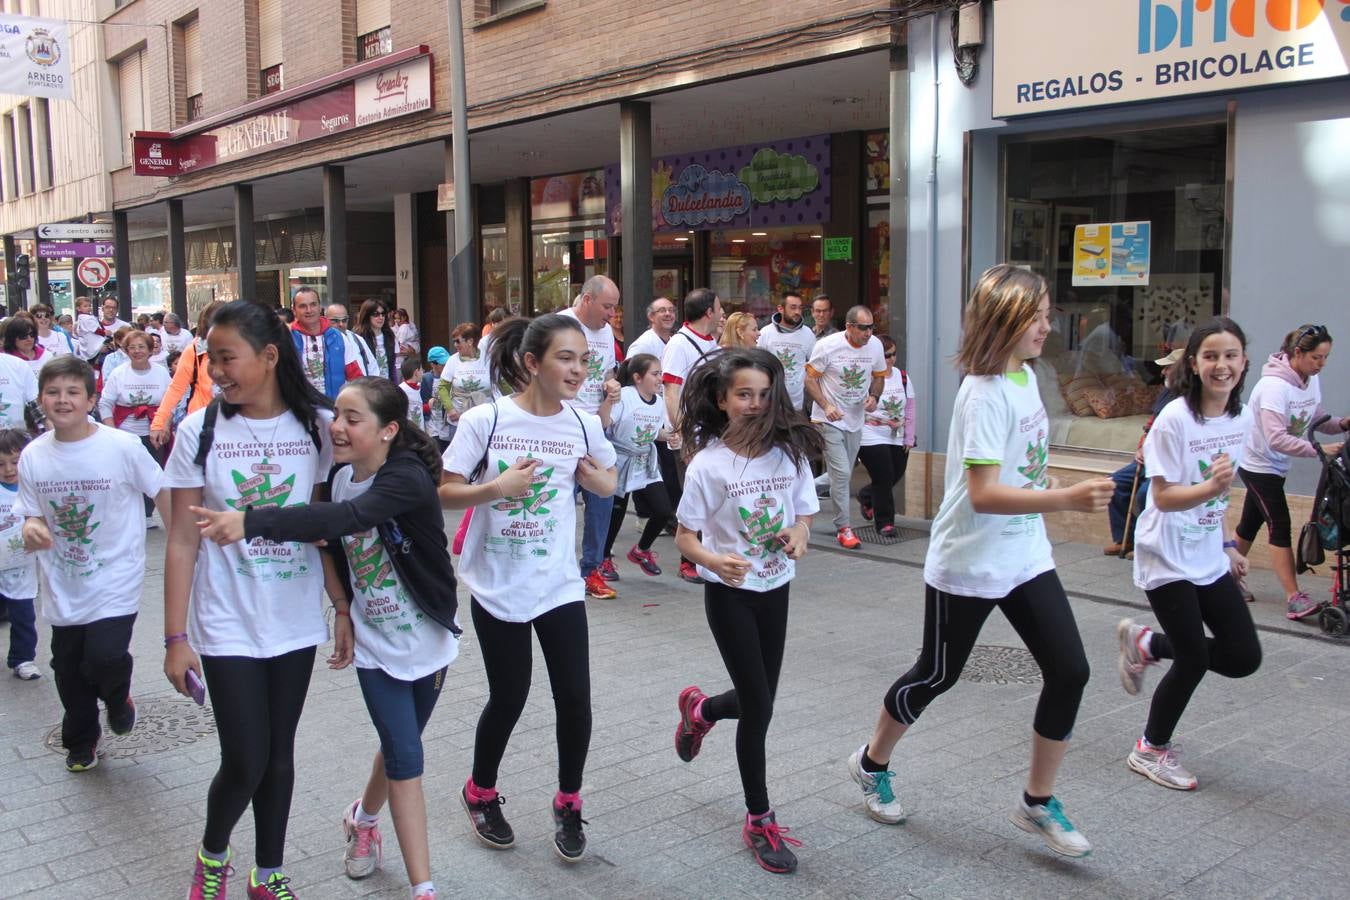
[259,0,283,69]
[356,0,391,36]
[119,51,144,160]
[184,18,203,97]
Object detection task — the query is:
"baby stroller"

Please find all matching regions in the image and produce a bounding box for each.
[1296,415,1350,636]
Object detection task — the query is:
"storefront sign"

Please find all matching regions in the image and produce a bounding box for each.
[1072,221,1152,286]
[604,134,830,235]
[0,14,72,99]
[437,182,456,212]
[38,241,114,259]
[37,222,112,240]
[133,53,432,176]
[993,0,1350,117]
[823,237,853,261]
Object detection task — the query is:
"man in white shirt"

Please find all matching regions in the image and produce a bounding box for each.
[627,297,677,361]
[157,313,193,358]
[560,275,623,598]
[98,297,132,335]
[756,291,816,411]
[804,305,888,549]
[327,302,375,376]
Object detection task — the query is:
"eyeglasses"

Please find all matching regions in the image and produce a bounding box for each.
[372,311,386,317]
[848,321,875,331]
[884,351,897,358]
[330,316,348,324]
[1297,324,1328,341]
[33,312,50,319]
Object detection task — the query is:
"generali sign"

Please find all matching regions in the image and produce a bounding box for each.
[133,51,433,176]
[992,0,1350,117]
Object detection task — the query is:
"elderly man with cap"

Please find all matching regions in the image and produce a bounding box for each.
[1104,347,1183,556]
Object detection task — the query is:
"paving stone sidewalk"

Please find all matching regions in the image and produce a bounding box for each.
[2,512,1348,898]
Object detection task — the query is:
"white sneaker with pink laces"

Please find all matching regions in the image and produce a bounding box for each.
[342,798,383,878]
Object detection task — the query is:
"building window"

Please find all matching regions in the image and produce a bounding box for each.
[491,0,542,13]
[32,98,52,190]
[356,0,391,61]
[1,112,15,200]
[14,103,34,195]
[118,50,145,165]
[1000,122,1227,454]
[182,16,203,122]
[258,0,283,95]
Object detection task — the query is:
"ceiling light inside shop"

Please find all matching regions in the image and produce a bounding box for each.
[752,232,767,236]
[812,234,822,239]
[732,239,746,243]
[674,237,689,242]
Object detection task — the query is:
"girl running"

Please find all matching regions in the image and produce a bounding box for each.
[1116,317,1263,790]
[670,347,823,874]
[1233,324,1348,618]
[191,376,460,900]
[857,334,916,538]
[600,352,674,577]
[99,330,171,520]
[162,300,335,900]
[439,315,617,863]
[848,266,1111,858]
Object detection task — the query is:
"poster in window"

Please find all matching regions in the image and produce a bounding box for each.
[865,131,889,194]
[1006,199,1050,268]
[1072,221,1151,287]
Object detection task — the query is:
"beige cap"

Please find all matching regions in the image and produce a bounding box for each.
[1154,348,1184,367]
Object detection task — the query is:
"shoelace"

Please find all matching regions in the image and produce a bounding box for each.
[1155,741,1184,769]
[194,861,233,898]
[871,769,899,804]
[752,819,803,851]
[557,803,589,832]
[1041,797,1077,832]
[257,874,296,899]
[352,822,377,855]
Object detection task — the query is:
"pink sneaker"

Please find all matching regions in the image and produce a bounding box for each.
[627,545,662,576]
[187,849,233,900]
[341,798,382,879]
[246,871,297,899]
[675,686,713,762]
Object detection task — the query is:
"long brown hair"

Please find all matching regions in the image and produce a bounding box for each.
[955,265,1049,376]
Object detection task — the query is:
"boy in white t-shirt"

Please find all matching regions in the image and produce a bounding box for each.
[16,357,167,772]
[0,429,41,681]
[400,355,426,430]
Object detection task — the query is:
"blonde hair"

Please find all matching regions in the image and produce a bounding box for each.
[956,265,1049,376]
[720,311,757,350]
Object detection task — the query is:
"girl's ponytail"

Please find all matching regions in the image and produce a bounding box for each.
[616,352,659,386]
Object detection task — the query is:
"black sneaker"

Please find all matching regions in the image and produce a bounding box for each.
[108,697,137,736]
[460,786,514,849]
[552,801,587,862]
[65,742,99,773]
[742,810,801,874]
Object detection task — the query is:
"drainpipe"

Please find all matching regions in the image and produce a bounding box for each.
[923,13,942,519]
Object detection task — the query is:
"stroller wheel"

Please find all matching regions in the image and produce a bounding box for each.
[1318,606,1349,637]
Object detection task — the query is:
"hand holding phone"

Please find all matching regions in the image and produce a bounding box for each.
[185,668,206,706]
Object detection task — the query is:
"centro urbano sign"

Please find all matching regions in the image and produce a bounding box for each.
[992,0,1350,117]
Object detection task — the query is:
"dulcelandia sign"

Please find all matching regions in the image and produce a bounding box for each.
[992,0,1350,117]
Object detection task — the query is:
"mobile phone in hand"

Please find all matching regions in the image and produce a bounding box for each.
[185,668,206,706]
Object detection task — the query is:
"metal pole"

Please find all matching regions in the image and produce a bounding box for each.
[446,0,477,326]
[114,211,132,318]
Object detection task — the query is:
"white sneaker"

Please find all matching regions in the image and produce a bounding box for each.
[847,745,905,824]
[1127,738,1198,791]
[341,798,382,878]
[1011,796,1092,858]
[12,661,41,681]
[1116,618,1154,696]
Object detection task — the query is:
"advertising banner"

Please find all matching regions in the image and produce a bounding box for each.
[993,0,1350,117]
[0,14,72,100]
[1073,221,1152,286]
[604,134,831,235]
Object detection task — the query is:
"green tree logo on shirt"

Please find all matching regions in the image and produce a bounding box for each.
[633,424,657,447]
[344,532,397,593]
[491,456,557,518]
[881,397,905,420]
[840,364,867,391]
[7,532,25,556]
[1288,411,1311,438]
[458,376,484,394]
[50,494,98,544]
[586,354,605,383]
[1017,432,1049,489]
[127,389,154,405]
[738,494,786,559]
[1195,458,1228,508]
[775,348,798,373]
[225,466,296,510]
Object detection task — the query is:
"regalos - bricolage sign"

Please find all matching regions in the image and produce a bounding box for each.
[992,0,1350,117]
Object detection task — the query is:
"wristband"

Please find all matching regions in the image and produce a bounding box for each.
[1223,540,1238,550]
[164,632,188,648]
[334,608,350,617]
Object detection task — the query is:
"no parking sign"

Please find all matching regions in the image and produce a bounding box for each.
[76,257,111,289]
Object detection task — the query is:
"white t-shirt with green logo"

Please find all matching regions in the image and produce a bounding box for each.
[443,398,617,622]
[861,367,914,447]
[332,467,458,681]
[757,322,816,408]
[0,482,38,600]
[559,309,616,415]
[608,385,668,493]
[924,366,1055,599]
[0,353,37,431]
[1242,373,1321,476]
[807,332,888,433]
[164,407,334,657]
[98,361,171,437]
[441,352,497,416]
[15,425,163,625]
[676,440,818,593]
[1134,398,1252,591]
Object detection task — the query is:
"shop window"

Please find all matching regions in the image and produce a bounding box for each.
[1001,122,1226,454]
[708,227,822,322]
[481,225,509,318]
[530,169,607,315]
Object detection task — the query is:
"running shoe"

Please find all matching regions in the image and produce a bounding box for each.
[187,848,233,900]
[861,504,874,521]
[674,685,713,762]
[1287,591,1323,620]
[678,561,705,584]
[12,661,41,680]
[584,569,617,600]
[460,785,514,849]
[108,696,137,736]
[626,545,662,576]
[552,800,587,862]
[414,892,436,900]
[598,557,620,581]
[341,799,382,878]
[1127,738,1198,791]
[878,524,898,539]
[246,871,297,899]
[1010,796,1092,858]
[837,526,861,549]
[847,745,905,824]
[65,742,98,772]
[742,810,801,874]
[1115,618,1154,696]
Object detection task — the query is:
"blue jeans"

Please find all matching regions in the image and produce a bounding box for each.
[3,595,37,667]
[356,666,446,780]
[578,487,615,574]
[1108,461,1149,544]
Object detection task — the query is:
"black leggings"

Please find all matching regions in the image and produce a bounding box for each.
[470,598,591,794]
[200,647,316,867]
[138,434,165,516]
[883,571,1089,741]
[700,582,790,815]
[603,481,673,558]
[1234,468,1292,549]
[1143,574,1262,746]
[858,444,909,526]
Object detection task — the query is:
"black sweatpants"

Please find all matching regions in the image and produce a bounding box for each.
[883,571,1089,741]
[138,435,166,517]
[50,613,137,754]
[858,444,909,527]
[470,598,591,794]
[200,647,316,868]
[700,582,790,815]
[1143,574,1262,746]
[603,481,674,558]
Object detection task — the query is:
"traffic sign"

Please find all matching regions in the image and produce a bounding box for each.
[37,222,114,240]
[76,258,112,289]
[38,241,115,259]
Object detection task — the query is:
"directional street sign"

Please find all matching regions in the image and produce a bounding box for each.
[76,257,112,289]
[38,241,115,259]
[37,222,114,240]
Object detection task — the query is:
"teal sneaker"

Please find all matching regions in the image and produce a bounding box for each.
[847,745,905,824]
[1010,796,1092,858]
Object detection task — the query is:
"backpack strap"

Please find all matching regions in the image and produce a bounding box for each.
[679,329,709,361]
[570,406,591,456]
[194,398,222,469]
[468,402,499,483]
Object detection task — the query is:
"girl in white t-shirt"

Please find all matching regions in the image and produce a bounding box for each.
[98,330,171,519]
[1233,324,1348,619]
[670,347,823,875]
[393,308,420,373]
[1117,317,1263,791]
[438,314,617,863]
[192,377,459,900]
[857,334,916,536]
[850,266,1112,859]
[162,300,336,900]
[600,353,675,576]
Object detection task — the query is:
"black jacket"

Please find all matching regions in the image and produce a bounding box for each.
[244,449,461,636]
